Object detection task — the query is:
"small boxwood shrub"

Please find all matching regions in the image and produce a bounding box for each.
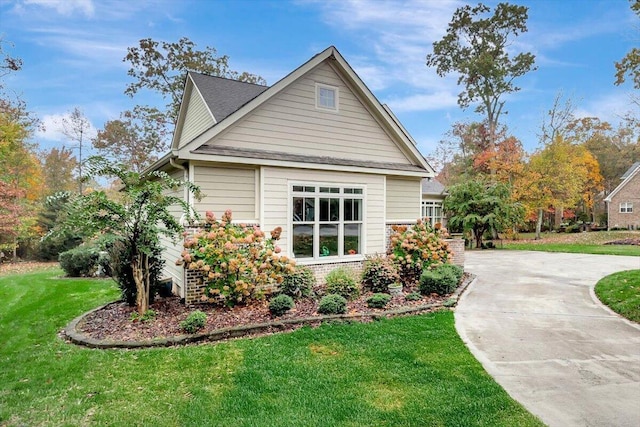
[439,263,464,282]
[405,292,422,301]
[180,310,207,333]
[325,267,360,300]
[280,266,315,299]
[269,294,295,316]
[366,293,391,309]
[361,256,400,293]
[419,265,459,296]
[59,245,100,277]
[318,294,347,314]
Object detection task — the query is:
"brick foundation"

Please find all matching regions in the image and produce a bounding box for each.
[304,260,364,285]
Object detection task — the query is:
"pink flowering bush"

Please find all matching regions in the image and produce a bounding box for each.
[387,219,451,285]
[178,210,296,306]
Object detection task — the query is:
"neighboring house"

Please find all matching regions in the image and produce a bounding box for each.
[421,178,447,228]
[604,161,640,230]
[149,46,435,302]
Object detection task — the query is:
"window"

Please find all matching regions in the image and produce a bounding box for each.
[620,202,634,213]
[422,200,444,227]
[316,83,338,111]
[292,184,363,260]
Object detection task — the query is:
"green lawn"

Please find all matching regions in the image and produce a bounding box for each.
[595,270,640,323]
[502,231,640,256]
[0,269,543,427]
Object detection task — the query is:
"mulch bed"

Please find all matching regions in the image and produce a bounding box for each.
[77,283,452,344]
[604,238,640,246]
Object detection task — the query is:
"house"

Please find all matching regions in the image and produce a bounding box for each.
[150,46,438,303]
[604,162,640,230]
[421,178,447,228]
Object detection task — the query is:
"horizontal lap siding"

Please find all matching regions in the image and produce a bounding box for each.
[159,168,187,295]
[212,62,411,164]
[179,87,214,148]
[263,167,385,257]
[386,177,421,222]
[194,165,256,221]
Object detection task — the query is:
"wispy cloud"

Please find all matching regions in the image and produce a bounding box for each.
[22,0,95,17]
[574,91,638,124]
[36,111,98,143]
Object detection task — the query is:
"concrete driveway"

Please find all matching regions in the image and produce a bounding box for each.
[455,251,640,427]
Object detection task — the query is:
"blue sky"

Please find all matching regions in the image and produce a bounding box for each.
[0,0,637,161]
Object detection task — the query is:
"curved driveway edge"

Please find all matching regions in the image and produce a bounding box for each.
[455,251,640,427]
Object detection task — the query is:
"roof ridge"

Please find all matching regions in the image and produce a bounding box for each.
[188,70,269,87]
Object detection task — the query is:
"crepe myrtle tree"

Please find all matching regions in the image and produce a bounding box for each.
[54,156,200,314]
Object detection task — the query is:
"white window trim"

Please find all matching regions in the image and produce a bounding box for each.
[421,199,444,227]
[315,83,339,112]
[619,202,633,213]
[289,182,366,263]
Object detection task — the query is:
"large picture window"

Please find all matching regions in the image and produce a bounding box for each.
[292,184,363,259]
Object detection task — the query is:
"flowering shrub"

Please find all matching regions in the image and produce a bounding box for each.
[361,255,400,293]
[179,210,296,306]
[388,219,451,284]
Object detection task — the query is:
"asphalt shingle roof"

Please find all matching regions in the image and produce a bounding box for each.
[189,72,269,123]
[421,178,446,195]
[620,161,640,179]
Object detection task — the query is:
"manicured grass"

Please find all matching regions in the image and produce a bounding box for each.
[0,269,543,426]
[595,270,640,323]
[502,230,640,256]
[503,242,640,256]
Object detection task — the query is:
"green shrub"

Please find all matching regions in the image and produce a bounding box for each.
[405,292,422,301]
[318,294,347,314]
[366,293,391,309]
[180,310,207,333]
[269,294,295,316]
[439,263,464,282]
[58,245,100,277]
[419,266,459,296]
[131,309,156,323]
[325,267,360,300]
[361,256,399,293]
[280,266,315,299]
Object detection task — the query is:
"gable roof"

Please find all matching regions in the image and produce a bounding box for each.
[422,178,446,195]
[171,46,433,175]
[188,72,269,123]
[604,162,640,202]
[621,161,640,179]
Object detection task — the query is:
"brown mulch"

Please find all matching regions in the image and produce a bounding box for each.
[604,238,640,246]
[77,284,448,343]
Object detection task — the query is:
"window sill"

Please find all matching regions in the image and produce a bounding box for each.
[294,255,365,265]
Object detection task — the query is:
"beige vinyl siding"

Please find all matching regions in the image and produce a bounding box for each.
[194,165,257,221]
[262,166,385,257]
[211,62,412,164]
[178,87,214,148]
[159,168,187,296]
[386,177,421,221]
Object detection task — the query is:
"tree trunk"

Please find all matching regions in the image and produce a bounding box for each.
[475,228,484,249]
[132,253,148,315]
[535,208,543,239]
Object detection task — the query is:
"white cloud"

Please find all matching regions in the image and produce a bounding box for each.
[574,91,638,124]
[23,0,95,17]
[385,91,458,113]
[36,111,98,143]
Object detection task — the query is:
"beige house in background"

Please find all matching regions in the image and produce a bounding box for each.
[149,46,435,301]
[604,162,640,230]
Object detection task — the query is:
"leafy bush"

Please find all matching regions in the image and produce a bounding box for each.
[388,219,451,285]
[366,293,391,309]
[106,238,165,306]
[180,210,296,306]
[318,294,347,314]
[325,267,360,300]
[439,263,464,283]
[58,245,100,277]
[405,292,422,301]
[131,309,156,323]
[419,265,459,296]
[361,256,400,293]
[180,310,207,333]
[269,294,295,316]
[280,266,315,299]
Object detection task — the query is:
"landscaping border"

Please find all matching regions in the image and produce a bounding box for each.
[63,274,476,349]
